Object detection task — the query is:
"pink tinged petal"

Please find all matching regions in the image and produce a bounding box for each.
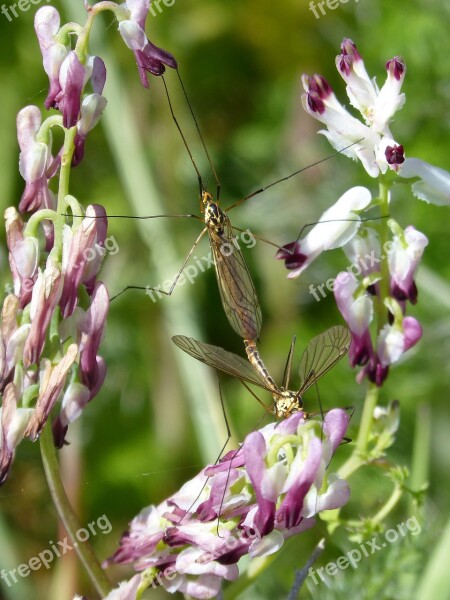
[243,431,276,535]
[174,574,224,600]
[59,382,90,427]
[24,259,63,366]
[377,325,404,367]
[402,316,422,351]
[0,383,34,484]
[34,6,61,49]
[102,574,143,600]
[119,20,147,51]
[398,158,450,206]
[276,437,322,529]
[323,409,350,453]
[60,212,98,317]
[248,529,284,558]
[91,56,107,95]
[58,52,85,128]
[17,105,42,150]
[25,344,78,440]
[343,227,381,277]
[313,475,350,512]
[127,0,151,29]
[6,324,31,374]
[388,226,428,303]
[79,283,109,390]
[73,94,108,166]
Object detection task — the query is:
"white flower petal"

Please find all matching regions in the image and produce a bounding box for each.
[399,158,450,206]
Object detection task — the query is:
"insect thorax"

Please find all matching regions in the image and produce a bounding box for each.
[273,389,302,419]
[202,192,226,232]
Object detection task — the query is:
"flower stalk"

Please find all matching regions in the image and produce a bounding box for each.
[40,422,112,596]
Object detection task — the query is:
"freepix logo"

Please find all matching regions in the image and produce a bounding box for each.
[0,514,112,587]
[1,0,52,22]
[309,0,361,20]
[145,228,257,302]
[308,516,422,585]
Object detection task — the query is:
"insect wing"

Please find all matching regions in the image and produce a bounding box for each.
[298,326,351,393]
[209,216,262,340]
[172,335,268,389]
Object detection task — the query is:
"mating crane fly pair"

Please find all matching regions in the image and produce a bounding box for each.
[71,70,354,417]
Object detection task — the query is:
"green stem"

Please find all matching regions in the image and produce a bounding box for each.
[375,179,391,331]
[371,484,403,525]
[40,424,112,597]
[53,126,77,259]
[338,383,379,480]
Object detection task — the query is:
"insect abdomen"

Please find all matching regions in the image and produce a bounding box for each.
[244,340,277,391]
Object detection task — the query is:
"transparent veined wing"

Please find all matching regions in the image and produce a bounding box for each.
[172,335,269,389]
[209,216,262,340]
[298,326,351,393]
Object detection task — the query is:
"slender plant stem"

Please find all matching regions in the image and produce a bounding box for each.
[338,383,379,480]
[40,423,112,597]
[371,485,403,524]
[375,179,391,331]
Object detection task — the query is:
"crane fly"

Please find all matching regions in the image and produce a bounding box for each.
[83,71,364,340]
[172,325,351,418]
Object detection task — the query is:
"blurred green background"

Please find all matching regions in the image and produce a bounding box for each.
[0,0,449,598]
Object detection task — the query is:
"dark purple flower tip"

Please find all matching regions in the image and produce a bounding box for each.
[385,144,405,166]
[367,359,389,387]
[72,133,86,167]
[349,331,373,367]
[306,74,333,100]
[386,57,405,81]
[341,38,361,61]
[52,416,69,449]
[305,90,326,115]
[136,41,178,87]
[276,242,308,271]
[391,280,418,305]
[337,54,353,77]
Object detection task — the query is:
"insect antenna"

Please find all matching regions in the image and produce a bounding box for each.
[161,74,204,198]
[177,70,221,200]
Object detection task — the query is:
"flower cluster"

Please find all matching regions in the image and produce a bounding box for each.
[106,411,349,599]
[277,38,450,386]
[1,0,179,486]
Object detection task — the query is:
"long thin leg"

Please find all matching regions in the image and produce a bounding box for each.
[110,226,208,302]
[62,212,202,221]
[182,370,233,526]
[230,225,293,253]
[224,140,363,213]
[294,214,389,243]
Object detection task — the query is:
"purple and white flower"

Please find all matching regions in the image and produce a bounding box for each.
[276,186,372,278]
[118,0,177,88]
[107,411,349,599]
